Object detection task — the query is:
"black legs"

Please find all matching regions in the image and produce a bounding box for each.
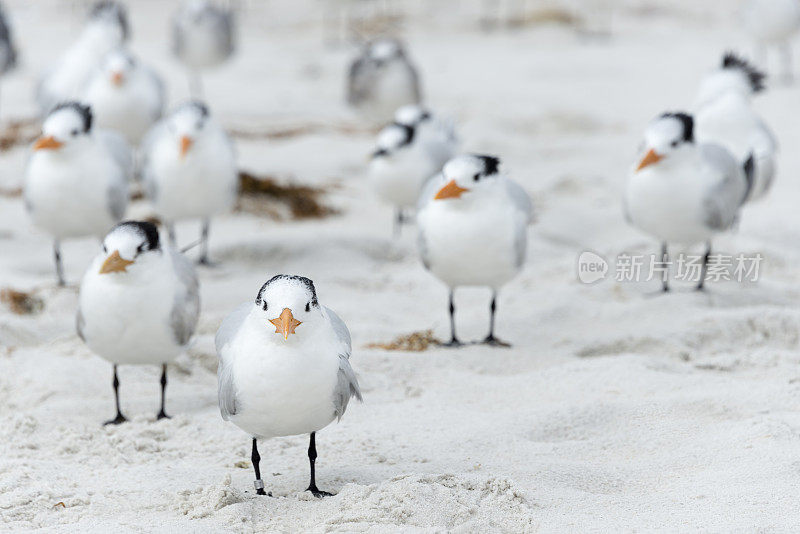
[104,365,127,425]
[306,432,332,498]
[441,289,508,347]
[248,433,333,498]
[102,364,171,425]
[54,240,65,287]
[483,291,510,347]
[157,364,170,420]
[198,218,212,265]
[661,241,670,293]
[251,438,267,495]
[442,290,461,347]
[697,241,711,291]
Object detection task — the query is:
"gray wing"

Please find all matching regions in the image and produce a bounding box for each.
[405,60,422,104]
[325,307,362,420]
[217,8,236,57]
[106,170,129,221]
[169,249,200,346]
[347,56,372,106]
[504,179,533,267]
[139,120,169,201]
[76,306,86,342]
[97,129,134,181]
[215,302,252,420]
[700,143,748,230]
[144,65,166,120]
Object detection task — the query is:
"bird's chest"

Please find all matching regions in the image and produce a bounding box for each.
[80,272,178,362]
[420,200,521,287]
[232,335,340,412]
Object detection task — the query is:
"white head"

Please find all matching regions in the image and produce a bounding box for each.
[431,154,502,201]
[97,221,162,277]
[165,101,211,159]
[253,275,324,342]
[394,104,431,127]
[366,38,404,66]
[33,102,93,154]
[371,122,415,159]
[99,49,137,87]
[695,52,765,107]
[635,112,695,172]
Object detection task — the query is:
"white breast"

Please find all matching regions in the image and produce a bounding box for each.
[147,131,237,221]
[79,255,182,365]
[85,72,163,145]
[24,144,126,239]
[418,190,526,289]
[226,316,341,439]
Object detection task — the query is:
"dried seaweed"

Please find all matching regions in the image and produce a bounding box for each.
[1,288,44,315]
[237,171,338,220]
[0,118,41,152]
[366,330,441,352]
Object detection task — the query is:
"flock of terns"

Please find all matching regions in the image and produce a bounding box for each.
[0,0,795,498]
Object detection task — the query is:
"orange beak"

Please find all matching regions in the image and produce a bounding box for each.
[636,149,663,172]
[434,179,469,200]
[33,136,63,151]
[111,71,124,86]
[179,136,193,158]
[269,308,302,340]
[99,250,134,274]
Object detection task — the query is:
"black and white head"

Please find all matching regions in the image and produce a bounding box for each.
[636,112,694,172]
[696,52,765,106]
[254,275,322,341]
[366,38,405,67]
[432,154,501,201]
[100,49,137,87]
[89,0,129,41]
[394,104,431,127]
[371,122,415,159]
[167,101,211,158]
[98,221,162,275]
[33,102,93,153]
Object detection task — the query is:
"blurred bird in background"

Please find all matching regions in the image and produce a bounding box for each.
[0,1,17,119]
[36,0,129,114]
[740,0,800,83]
[347,37,421,125]
[695,53,777,202]
[141,101,237,265]
[172,0,236,99]
[84,49,166,145]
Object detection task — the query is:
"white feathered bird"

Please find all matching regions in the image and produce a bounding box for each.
[24,102,132,286]
[695,53,777,201]
[37,1,129,114]
[740,0,800,82]
[77,221,200,425]
[417,154,533,347]
[624,112,752,292]
[84,49,166,145]
[216,275,362,497]
[141,101,237,265]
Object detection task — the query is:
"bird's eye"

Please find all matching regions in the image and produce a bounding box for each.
[71,129,79,136]
[262,302,268,311]
[305,302,311,312]
[136,243,145,254]
[473,173,480,182]
[671,140,679,148]
[102,244,107,253]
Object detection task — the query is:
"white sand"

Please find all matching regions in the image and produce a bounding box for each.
[2,0,800,531]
